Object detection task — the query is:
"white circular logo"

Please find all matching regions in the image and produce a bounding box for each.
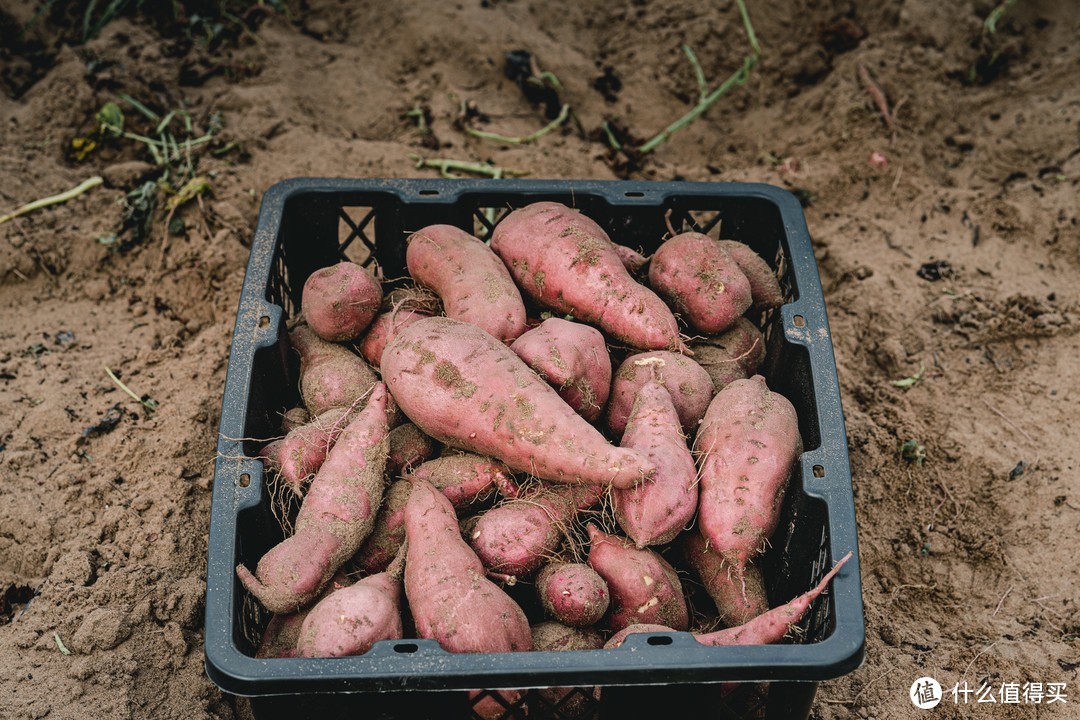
[910,677,942,709]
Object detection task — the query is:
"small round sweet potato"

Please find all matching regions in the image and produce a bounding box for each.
[689,317,765,391]
[302,261,383,342]
[649,232,752,334]
[536,562,610,628]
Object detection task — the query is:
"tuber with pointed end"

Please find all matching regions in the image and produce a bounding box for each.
[649,232,752,334]
[613,382,699,547]
[296,546,406,657]
[490,201,686,352]
[406,224,527,343]
[381,316,655,488]
[510,317,611,422]
[693,376,801,585]
[604,552,853,648]
[403,479,532,653]
[717,240,784,310]
[607,351,715,439]
[681,530,769,626]
[290,325,379,417]
[689,317,765,392]
[260,405,356,496]
[586,524,689,632]
[236,384,389,613]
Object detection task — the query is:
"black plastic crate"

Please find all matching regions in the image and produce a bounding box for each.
[205,178,864,720]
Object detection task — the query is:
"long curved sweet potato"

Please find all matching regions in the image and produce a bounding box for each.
[236,385,390,613]
[404,479,532,654]
[490,202,685,352]
[381,316,655,488]
[604,552,852,648]
[406,224,527,343]
[613,382,698,547]
[694,376,801,580]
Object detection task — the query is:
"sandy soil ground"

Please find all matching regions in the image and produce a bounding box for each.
[1,1,1077,718]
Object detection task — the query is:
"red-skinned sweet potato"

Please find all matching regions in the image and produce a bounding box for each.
[586,524,689,632]
[536,562,610,628]
[694,376,801,582]
[406,224,527,343]
[490,202,686,353]
[260,405,355,496]
[404,479,532,654]
[386,422,438,477]
[613,382,698,548]
[681,530,769,627]
[295,546,406,657]
[510,318,611,422]
[236,385,390,613]
[606,351,715,439]
[255,572,352,658]
[469,484,603,580]
[290,325,379,417]
[604,552,852,648]
[302,261,383,342]
[689,317,765,391]
[716,240,784,310]
[359,308,432,370]
[381,317,655,488]
[649,232,752,334]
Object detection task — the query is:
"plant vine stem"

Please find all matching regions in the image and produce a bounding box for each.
[735,0,761,57]
[639,56,756,155]
[464,103,570,145]
[682,45,708,101]
[0,176,104,225]
[407,154,527,179]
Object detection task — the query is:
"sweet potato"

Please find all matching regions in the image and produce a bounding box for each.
[260,406,355,496]
[302,261,383,342]
[606,351,715,438]
[604,552,852,648]
[280,406,310,434]
[531,622,604,719]
[614,244,648,274]
[404,479,532,653]
[354,457,516,575]
[255,572,352,658]
[694,376,801,581]
[386,422,438,476]
[681,530,769,627]
[469,484,603,580]
[510,317,611,422]
[613,382,698,548]
[536,562,610,628]
[290,325,379,417]
[688,317,765,391]
[406,224,527,343]
[236,384,390,613]
[359,308,431,369]
[381,317,655,488]
[490,201,685,352]
[586,524,689,632]
[716,240,784,310]
[648,232,752,334]
[296,547,406,657]
[406,452,518,509]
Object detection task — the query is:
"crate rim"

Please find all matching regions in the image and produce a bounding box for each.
[205,177,865,698]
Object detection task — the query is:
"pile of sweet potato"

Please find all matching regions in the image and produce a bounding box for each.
[239,201,850,712]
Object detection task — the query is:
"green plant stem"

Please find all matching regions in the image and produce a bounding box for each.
[601,121,623,152]
[984,0,1019,34]
[408,154,527,179]
[104,366,158,412]
[0,176,103,225]
[639,56,756,154]
[682,45,708,101]
[735,0,761,57]
[465,103,570,145]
